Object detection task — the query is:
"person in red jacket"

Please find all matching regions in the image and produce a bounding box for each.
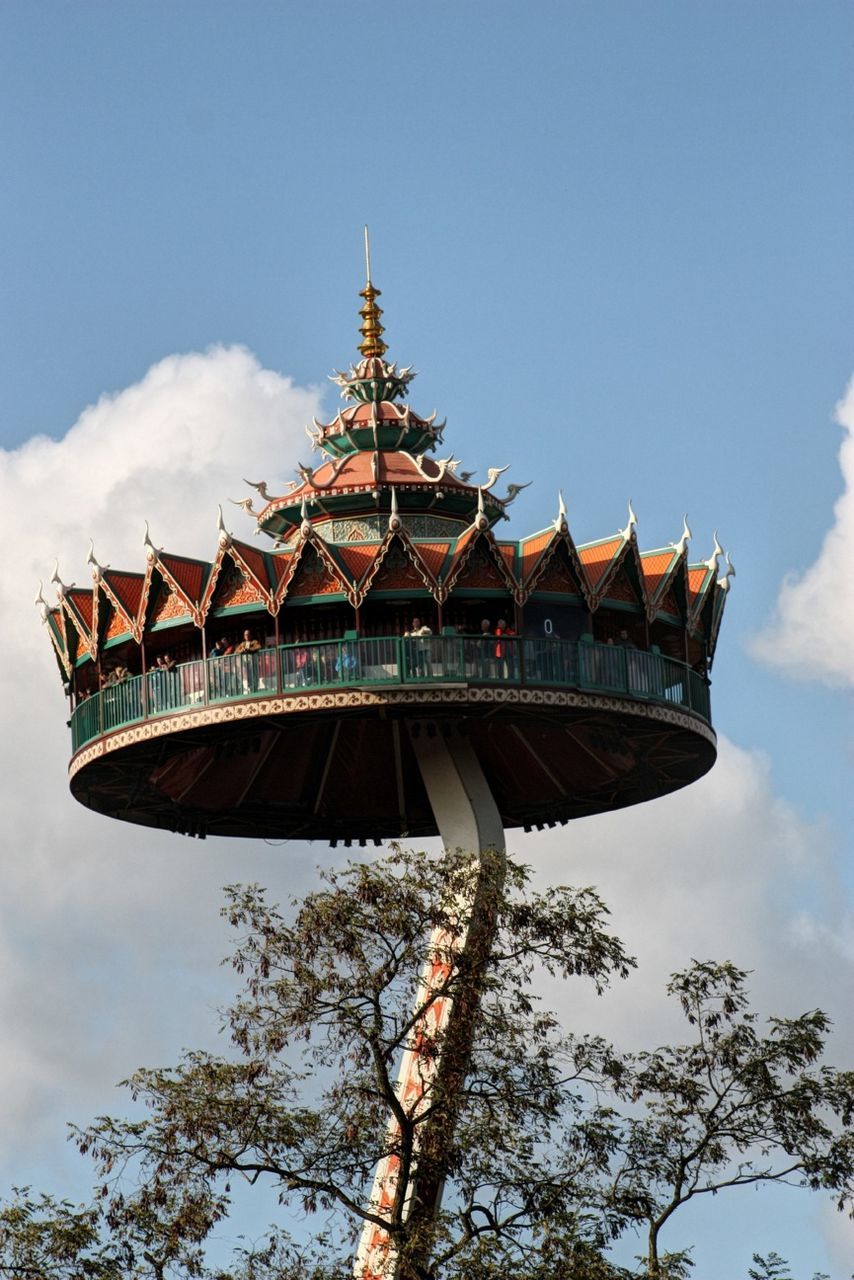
[494,618,516,679]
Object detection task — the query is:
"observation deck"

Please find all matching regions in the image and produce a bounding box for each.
[43,254,731,844]
[68,635,716,843]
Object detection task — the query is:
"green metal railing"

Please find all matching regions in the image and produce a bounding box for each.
[70,636,711,753]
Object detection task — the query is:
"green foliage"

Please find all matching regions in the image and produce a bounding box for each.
[0,1188,129,1278]
[1,848,853,1279]
[747,1251,831,1280]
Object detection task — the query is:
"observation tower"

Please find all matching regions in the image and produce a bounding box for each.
[38,238,731,1278]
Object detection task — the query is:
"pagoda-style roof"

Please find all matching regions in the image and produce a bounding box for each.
[37,256,733,685]
[253,445,508,544]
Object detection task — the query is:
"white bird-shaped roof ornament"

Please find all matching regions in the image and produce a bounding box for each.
[553,491,568,533]
[34,581,50,619]
[413,453,457,482]
[619,501,638,542]
[217,505,232,547]
[482,465,510,492]
[704,531,724,574]
[51,559,70,595]
[86,539,108,579]
[718,552,736,592]
[670,514,692,556]
[243,478,272,502]
[229,496,258,516]
[143,521,160,559]
[501,481,532,505]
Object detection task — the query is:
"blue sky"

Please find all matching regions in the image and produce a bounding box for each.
[0,4,852,1277]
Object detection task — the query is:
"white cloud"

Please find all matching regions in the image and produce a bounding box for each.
[819,1199,854,1277]
[518,735,851,1055]
[0,346,326,1176]
[751,376,854,686]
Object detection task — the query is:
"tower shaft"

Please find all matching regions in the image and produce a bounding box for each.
[354,730,506,1279]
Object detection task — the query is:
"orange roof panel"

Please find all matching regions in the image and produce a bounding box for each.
[578,537,623,589]
[414,541,452,580]
[102,571,144,621]
[66,588,94,631]
[336,543,380,582]
[158,554,209,604]
[520,530,553,582]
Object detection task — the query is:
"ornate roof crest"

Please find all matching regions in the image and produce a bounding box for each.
[330,229,417,405]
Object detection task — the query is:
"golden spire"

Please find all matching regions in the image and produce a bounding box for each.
[358,225,388,359]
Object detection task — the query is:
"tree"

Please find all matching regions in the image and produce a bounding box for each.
[748,1254,829,1280]
[2,847,853,1279]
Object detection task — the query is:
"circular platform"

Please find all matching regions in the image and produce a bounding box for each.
[68,637,716,841]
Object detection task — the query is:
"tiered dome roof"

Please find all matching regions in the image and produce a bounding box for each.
[38,248,733,684]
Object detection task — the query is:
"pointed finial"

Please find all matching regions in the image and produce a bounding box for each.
[34,581,50,619]
[51,559,67,595]
[670,514,692,556]
[217,505,232,547]
[358,226,388,360]
[554,491,568,533]
[87,539,107,580]
[300,494,312,538]
[718,552,736,592]
[704,530,723,574]
[619,500,638,541]
[143,521,158,560]
[388,486,401,532]
[475,487,489,530]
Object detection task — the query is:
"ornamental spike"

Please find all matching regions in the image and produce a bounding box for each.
[243,478,271,502]
[51,559,67,595]
[143,521,157,559]
[34,580,50,618]
[718,552,736,592]
[502,481,531,505]
[554,491,568,533]
[671,514,692,556]
[358,226,387,359]
[87,539,106,579]
[474,486,489,531]
[482,465,510,492]
[619,500,638,541]
[300,494,312,538]
[388,486,401,533]
[705,530,724,574]
[217,505,232,546]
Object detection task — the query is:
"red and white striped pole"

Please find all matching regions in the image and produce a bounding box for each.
[354,729,506,1280]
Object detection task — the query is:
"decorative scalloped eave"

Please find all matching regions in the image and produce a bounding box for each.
[576,536,626,600]
[600,536,647,611]
[45,606,72,678]
[60,587,97,658]
[706,582,729,664]
[226,539,277,610]
[152,551,213,626]
[353,528,441,606]
[272,532,357,608]
[441,527,518,603]
[522,528,590,608]
[685,564,717,635]
[639,547,683,620]
[99,570,146,643]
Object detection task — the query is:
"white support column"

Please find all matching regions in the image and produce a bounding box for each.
[354,727,506,1280]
